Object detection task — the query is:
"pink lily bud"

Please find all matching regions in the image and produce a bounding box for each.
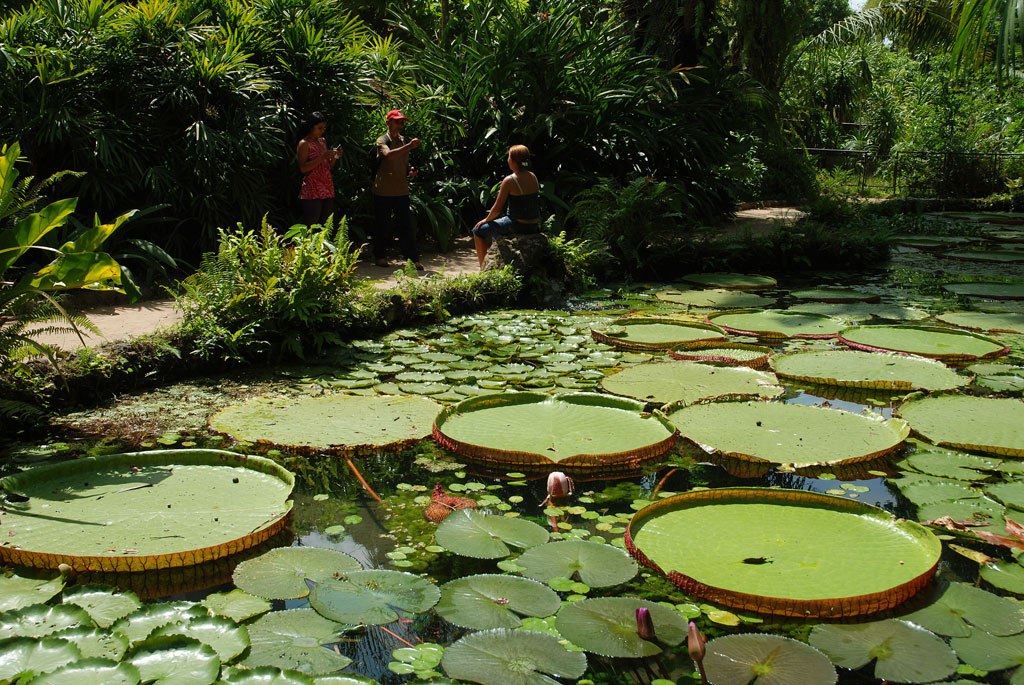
[546,471,572,498]
[687,621,706,662]
[635,607,656,642]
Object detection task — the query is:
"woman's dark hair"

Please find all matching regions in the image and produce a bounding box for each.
[296,112,327,140]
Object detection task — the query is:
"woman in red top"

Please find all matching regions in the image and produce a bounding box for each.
[296,112,340,226]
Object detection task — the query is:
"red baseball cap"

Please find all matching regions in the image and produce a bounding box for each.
[386,109,410,122]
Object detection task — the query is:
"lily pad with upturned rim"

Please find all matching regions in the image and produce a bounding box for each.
[968,362,1024,392]
[654,288,775,309]
[241,609,354,674]
[896,394,1024,457]
[790,287,880,303]
[707,310,844,339]
[770,350,968,391]
[668,342,773,369]
[600,361,783,407]
[936,311,1024,333]
[440,628,587,685]
[435,510,549,559]
[306,570,440,625]
[808,619,957,683]
[942,282,1024,300]
[435,574,560,630]
[702,633,837,685]
[682,272,777,290]
[786,301,929,322]
[590,318,726,351]
[839,325,1008,361]
[940,249,1024,263]
[232,547,362,600]
[515,540,638,588]
[553,597,686,657]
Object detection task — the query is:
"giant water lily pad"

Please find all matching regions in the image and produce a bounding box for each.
[232,547,362,600]
[655,288,774,309]
[668,342,773,368]
[0,450,293,572]
[242,609,353,673]
[702,634,837,685]
[770,350,967,391]
[969,362,1024,392]
[891,235,974,250]
[897,395,1024,457]
[790,287,880,303]
[441,629,587,685]
[666,401,909,468]
[839,325,1008,361]
[898,581,1024,637]
[515,540,638,587]
[435,510,549,559]
[435,575,560,630]
[625,488,940,617]
[209,395,440,456]
[600,361,783,406]
[432,393,676,472]
[306,570,440,625]
[941,249,1024,262]
[553,597,686,657]
[590,318,725,351]
[708,310,844,339]
[786,301,928,322]
[937,310,1024,333]
[943,282,1024,300]
[808,620,957,683]
[683,272,777,290]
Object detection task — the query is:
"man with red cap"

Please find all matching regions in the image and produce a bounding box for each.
[372,109,423,270]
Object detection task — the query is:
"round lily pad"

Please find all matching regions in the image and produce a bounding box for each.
[980,560,1024,595]
[707,310,844,339]
[441,628,587,684]
[666,400,909,468]
[0,450,294,572]
[808,619,957,683]
[0,570,66,612]
[668,342,772,368]
[435,574,560,630]
[590,318,726,351]
[515,540,638,588]
[231,547,362,600]
[62,585,141,628]
[655,288,774,309]
[891,235,973,250]
[435,510,549,559]
[625,488,941,617]
[600,361,783,407]
[936,311,1024,333]
[554,597,686,657]
[201,590,271,623]
[0,637,83,683]
[241,609,353,674]
[985,481,1024,510]
[209,395,440,456]
[950,627,1024,678]
[306,570,441,625]
[897,395,1024,457]
[786,301,929,322]
[682,272,777,290]
[790,287,880,303]
[942,282,1024,300]
[124,635,221,685]
[839,325,1008,361]
[432,393,677,472]
[897,581,1024,637]
[941,249,1024,262]
[109,602,208,645]
[969,362,1024,392]
[25,657,141,685]
[703,633,837,685]
[770,350,968,391]
[153,615,250,662]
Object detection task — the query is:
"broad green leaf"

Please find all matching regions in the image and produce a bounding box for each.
[592,318,726,350]
[553,598,686,657]
[682,272,777,290]
[937,311,1024,334]
[943,282,1024,299]
[655,288,774,308]
[709,310,844,338]
[899,581,1024,637]
[27,251,122,290]
[51,627,128,660]
[771,351,967,391]
[949,628,1024,671]
[809,620,956,683]
[218,666,314,684]
[0,604,93,639]
[840,325,1007,360]
[153,615,250,662]
[0,637,81,682]
[515,541,637,587]
[242,609,353,674]
[306,570,440,625]
[0,198,77,275]
[125,635,220,685]
[435,575,560,629]
[26,657,141,685]
[703,633,837,685]
[0,569,65,611]
[601,361,783,406]
[111,602,209,645]
[441,629,586,684]
[435,510,549,559]
[62,585,141,628]
[898,395,1024,457]
[790,287,878,302]
[980,560,1024,595]
[201,589,271,622]
[232,547,362,600]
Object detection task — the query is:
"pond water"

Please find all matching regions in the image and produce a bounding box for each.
[3,218,1024,684]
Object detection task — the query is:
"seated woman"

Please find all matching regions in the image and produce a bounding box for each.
[472,145,540,267]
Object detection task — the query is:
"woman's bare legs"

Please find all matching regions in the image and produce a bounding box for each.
[474,234,491,268]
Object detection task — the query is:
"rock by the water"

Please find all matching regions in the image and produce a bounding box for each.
[482,233,568,304]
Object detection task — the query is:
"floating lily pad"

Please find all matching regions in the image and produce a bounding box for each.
[242,609,353,673]
[839,325,1008,361]
[0,604,94,639]
[62,585,141,628]
[708,310,844,339]
[554,597,685,657]
[25,657,141,685]
[306,570,440,625]
[52,626,128,661]
[655,288,774,308]
[897,395,1024,457]
[441,628,587,685]
[703,633,837,685]
[232,547,362,600]
[433,393,677,472]
[891,235,974,250]
[209,395,440,456]
[901,446,1001,481]
[969,362,1024,392]
[435,510,549,559]
[153,615,250,662]
[682,272,777,290]
[808,619,957,683]
[666,401,909,468]
[937,311,1024,333]
[109,602,208,645]
[980,560,1024,595]
[0,450,294,572]
[941,249,1024,262]
[770,350,967,391]
[124,635,221,685]
[435,574,560,629]
[201,590,271,623]
[0,637,82,683]
[898,581,1024,636]
[590,318,726,351]
[950,627,1024,680]
[219,666,316,684]
[626,488,940,617]
[515,541,637,587]
[0,570,66,612]
[668,342,773,368]
[985,481,1024,510]
[942,282,1024,300]
[790,287,880,303]
[786,301,929,322]
[600,361,783,406]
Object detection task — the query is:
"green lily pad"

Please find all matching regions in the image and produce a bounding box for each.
[441,628,587,684]
[51,627,128,660]
[668,343,773,368]
[839,325,1008,361]
[591,318,726,351]
[915,498,1004,530]
[937,311,1024,333]
[0,570,65,612]
[553,597,685,657]
[943,282,1024,300]
[109,602,208,645]
[950,628,1024,676]
[655,288,774,308]
[515,541,637,587]
[980,560,1024,595]
[62,585,141,628]
[941,249,1024,262]
[25,657,141,685]
[435,574,560,629]
[435,510,549,559]
[153,615,250,662]
[790,287,879,303]
[600,361,783,406]
[0,637,82,683]
[808,619,957,683]
[986,481,1024,510]
[242,609,354,673]
[770,351,967,391]
[0,604,94,639]
[897,395,1024,457]
[969,362,1024,392]
[787,301,929,321]
[891,235,974,249]
[899,581,1024,636]
[124,635,220,684]
[703,633,837,685]
[682,272,777,290]
[306,570,440,625]
[232,547,362,600]
[667,401,909,467]
[201,589,271,622]
[219,666,315,684]
[209,395,440,456]
[0,450,294,573]
[708,310,844,339]
[901,447,1001,480]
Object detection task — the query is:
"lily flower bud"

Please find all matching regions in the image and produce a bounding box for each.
[546,471,572,498]
[687,621,706,662]
[635,607,656,641]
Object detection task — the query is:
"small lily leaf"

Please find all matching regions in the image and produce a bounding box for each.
[0,636,81,682]
[62,585,141,628]
[25,657,141,685]
[201,590,270,623]
[306,570,440,625]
